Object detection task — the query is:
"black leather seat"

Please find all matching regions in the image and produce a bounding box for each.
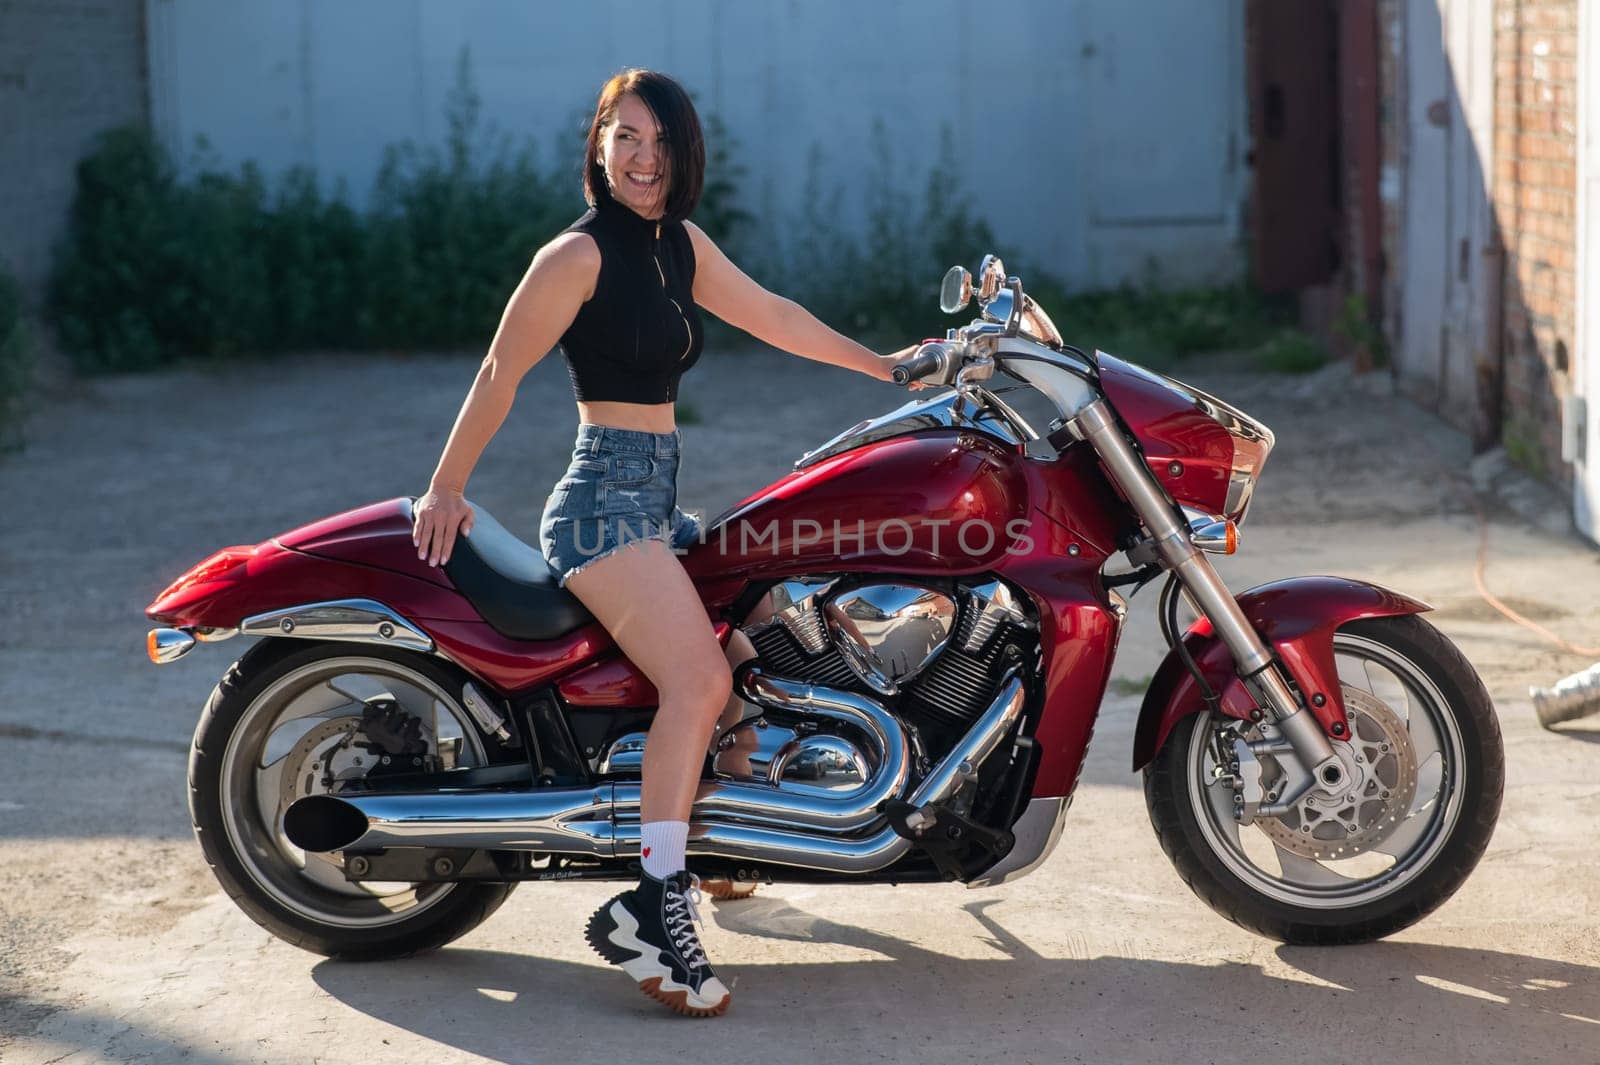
[431,498,595,641]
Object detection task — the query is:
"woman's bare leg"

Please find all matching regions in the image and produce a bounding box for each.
[713,628,759,741]
[569,538,734,1012]
[702,604,767,900]
[712,590,773,738]
[564,539,732,822]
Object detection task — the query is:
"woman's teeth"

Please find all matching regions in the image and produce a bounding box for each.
[627,172,660,186]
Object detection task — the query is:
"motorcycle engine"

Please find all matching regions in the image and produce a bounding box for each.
[593,578,1035,783]
[739,577,1034,760]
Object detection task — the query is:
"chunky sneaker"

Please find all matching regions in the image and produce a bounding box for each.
[585,871,731,1017]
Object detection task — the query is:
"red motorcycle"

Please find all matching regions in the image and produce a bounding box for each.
[146,256,1502,959]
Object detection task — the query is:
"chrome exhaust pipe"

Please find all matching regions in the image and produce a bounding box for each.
[572,669,909,832]
[283,785,618,854]
[657,669,910,832]
[283,671,1024,875]
[659,670,1027,873]
[286,665,908,850]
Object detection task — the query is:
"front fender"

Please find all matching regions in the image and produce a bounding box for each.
[1130,576,1430,770]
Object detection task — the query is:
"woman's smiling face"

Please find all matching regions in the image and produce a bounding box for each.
[602,93,668,218]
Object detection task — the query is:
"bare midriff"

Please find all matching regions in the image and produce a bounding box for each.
[577,399,678,434]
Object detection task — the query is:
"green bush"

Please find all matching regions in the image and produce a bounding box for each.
[1333,292,1390,369]
[1028,280,1298,367]
[1254,328,1327,374]
[0,267,32,449]
[47,55,584,370]
[696,112,755,253]
[48,130,354,369]
[50,125,184,371]
[762,123,1294,363]
[774,123,996,343]
[47,55,771,372]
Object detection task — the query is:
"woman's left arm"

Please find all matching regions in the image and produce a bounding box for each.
[685,222,916,381]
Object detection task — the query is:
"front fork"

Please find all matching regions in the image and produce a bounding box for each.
[1074,401,1351,798]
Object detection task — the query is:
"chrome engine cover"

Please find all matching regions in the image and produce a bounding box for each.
[747,577,836,654]
[713,718,871,794]
[823,583,957,695]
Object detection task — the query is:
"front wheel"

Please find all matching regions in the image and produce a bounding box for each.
[189,638,518,960]
[1144,615,1503,944]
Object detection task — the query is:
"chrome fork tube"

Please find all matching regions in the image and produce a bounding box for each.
[1073,401,1340,776]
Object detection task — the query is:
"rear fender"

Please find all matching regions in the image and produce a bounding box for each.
[145,539,483,631]
[144,541,738,697]
[1130,576,1431,770]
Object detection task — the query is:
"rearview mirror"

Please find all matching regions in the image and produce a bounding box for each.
[939,266,972,314]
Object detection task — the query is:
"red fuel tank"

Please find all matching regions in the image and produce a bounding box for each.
[681,429,1029,584]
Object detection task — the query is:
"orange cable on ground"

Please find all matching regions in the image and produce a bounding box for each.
[1464,488,1600,658]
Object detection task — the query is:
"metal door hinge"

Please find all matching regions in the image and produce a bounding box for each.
[1562,394,1587,465]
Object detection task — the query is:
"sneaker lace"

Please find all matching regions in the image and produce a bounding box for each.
[663,874,709,969]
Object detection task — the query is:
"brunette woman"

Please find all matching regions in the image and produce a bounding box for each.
[412,69,918,1017]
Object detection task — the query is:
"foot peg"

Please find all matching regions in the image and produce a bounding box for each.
[886,800,1014,880]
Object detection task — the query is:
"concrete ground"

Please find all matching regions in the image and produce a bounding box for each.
[2,345,1598,1064]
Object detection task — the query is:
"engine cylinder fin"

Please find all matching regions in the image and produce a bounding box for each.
[908,623,1017,729]
[906,647,1002,728]
[960,612,1006,656]
[748,624,862,691]
[782,604,830,655]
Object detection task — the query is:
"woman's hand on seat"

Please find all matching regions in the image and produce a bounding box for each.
[414,488,475,567]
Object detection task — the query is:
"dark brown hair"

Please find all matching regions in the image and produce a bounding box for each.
[582,69,705,224]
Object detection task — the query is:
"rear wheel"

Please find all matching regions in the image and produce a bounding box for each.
[189,639,517,960]
[1144,615,1503,944]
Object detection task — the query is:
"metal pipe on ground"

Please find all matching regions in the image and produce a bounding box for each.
[1531,662,1600,729]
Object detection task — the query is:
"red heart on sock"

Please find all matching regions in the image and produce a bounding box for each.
[642,847,651,858]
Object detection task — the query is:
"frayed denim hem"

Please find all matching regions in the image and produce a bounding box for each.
[554,526,676,588]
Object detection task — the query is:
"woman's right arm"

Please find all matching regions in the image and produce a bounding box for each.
[413,233,599,568]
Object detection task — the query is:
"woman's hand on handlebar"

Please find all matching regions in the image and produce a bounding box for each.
[881,343,931,390]
[413,487,475,568]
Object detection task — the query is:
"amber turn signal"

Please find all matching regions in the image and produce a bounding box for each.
[147,628,196,664]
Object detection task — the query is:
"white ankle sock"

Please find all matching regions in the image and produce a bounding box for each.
[640,821,688,880]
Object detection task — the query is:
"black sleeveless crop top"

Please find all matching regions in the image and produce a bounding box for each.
[557,197,704,404]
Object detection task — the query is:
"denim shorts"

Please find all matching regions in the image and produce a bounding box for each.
[538,424,704,587]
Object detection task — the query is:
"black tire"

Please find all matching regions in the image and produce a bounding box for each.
[188,638,517,961]
[1143,614,1503,944]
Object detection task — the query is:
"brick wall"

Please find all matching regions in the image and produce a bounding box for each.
[1377,0,1405,356]
[0,0,147,302]
[1493,0,1578,485]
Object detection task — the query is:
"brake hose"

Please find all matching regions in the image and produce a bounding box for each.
[1159,573,1222,715]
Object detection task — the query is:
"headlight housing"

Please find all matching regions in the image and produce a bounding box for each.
[1096,353,1277,526]
[1185,382,1275,525]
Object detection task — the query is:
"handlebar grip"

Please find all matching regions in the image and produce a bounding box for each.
[891,344,948,385]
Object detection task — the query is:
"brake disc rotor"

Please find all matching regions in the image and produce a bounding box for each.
[1258,688,1419,859]
[277,718,372,823]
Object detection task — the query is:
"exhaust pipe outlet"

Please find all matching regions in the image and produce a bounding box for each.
[283,785,619,854]
[282,795,369,852]
[282,670,1025,875]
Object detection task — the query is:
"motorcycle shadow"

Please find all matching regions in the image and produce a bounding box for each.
[309,896,1599,1062]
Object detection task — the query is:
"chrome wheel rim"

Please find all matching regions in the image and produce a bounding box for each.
[219,655,487,928]
[1186,632,1467,910]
